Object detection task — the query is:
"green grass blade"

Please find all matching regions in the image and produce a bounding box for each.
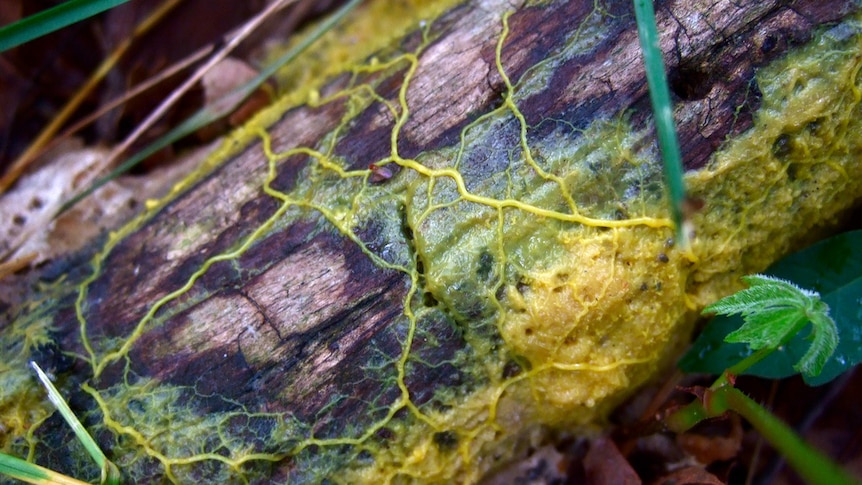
[633,0,688,243]
[0,453,49,484]
[30,362,121,484]
[0,0,131,52]
[0,451,90,485]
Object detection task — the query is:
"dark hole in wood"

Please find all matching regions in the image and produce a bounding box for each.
[669,65,712,101]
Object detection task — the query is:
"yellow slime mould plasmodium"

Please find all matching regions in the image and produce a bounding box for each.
[1,1,861,483]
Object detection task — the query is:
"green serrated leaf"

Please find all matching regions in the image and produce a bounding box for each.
[709,273,829,360]
[704,275,811,317]
[740,274,816,305]
[724,307,807,349]
[681,230,861,385]
[714,275,834,378]
[795,311,840,377]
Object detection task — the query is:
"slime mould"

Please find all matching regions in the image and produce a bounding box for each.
[2,0,862,483]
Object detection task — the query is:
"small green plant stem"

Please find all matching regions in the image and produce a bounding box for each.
[0,452,90,485]
[669,348,773,427]
[706,386,859,485]
[670,345,803,433]
[712,347,773,388]
[666,365,860,485]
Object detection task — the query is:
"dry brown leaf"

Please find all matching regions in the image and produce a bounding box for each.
[676,414,743,465]
[196,57,272,140]
[585,436,641,485]
[0,139,209,269]
[201,57,260,114]
[480,444,568,485]
[654,466,724,485]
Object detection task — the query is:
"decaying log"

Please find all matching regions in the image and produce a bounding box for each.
[2,0,861,482]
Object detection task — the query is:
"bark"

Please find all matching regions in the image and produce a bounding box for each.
[2,0,860,483]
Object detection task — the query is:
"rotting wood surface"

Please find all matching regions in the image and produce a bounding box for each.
[2,0,861,483]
